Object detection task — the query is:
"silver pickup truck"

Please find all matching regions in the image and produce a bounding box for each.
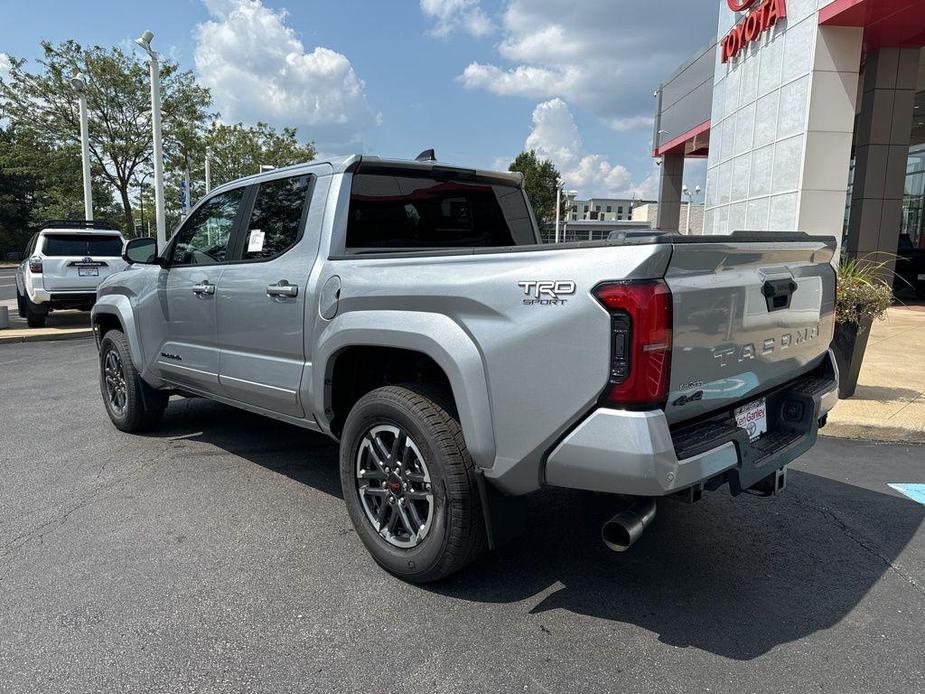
[92,155,839,582]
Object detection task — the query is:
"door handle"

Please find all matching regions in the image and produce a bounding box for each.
[267,280,298,298]
[192,281,215,296]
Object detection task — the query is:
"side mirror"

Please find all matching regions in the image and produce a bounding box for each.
[123,237,161,265]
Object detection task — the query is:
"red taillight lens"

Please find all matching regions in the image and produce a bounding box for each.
[594,280,672,408]
[28,257,43,274]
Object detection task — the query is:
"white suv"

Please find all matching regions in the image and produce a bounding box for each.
[15,222,127,328]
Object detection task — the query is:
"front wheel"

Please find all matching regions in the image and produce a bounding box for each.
[99,330,166,433]
[339,385,487,583]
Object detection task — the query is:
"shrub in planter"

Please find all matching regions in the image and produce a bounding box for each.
[832,257,894,398]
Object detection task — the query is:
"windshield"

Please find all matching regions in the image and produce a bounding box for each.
[43,234,123,257]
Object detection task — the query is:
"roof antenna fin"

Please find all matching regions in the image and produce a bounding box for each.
[415,148,436,162]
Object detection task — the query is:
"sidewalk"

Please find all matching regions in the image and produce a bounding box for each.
[0,299,94,344]
[824,304,925,444]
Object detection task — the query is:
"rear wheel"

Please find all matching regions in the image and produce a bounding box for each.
[24,294,46,328]
[99,330,166,433]
[340,385,487,583]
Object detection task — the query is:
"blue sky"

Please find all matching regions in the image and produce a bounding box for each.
[0,0,718,198]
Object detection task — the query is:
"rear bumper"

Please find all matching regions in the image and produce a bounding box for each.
[30,289,96,308]
[544,351,839,497]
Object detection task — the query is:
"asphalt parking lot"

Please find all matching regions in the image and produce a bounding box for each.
[1,338,924,693]
[0,267,17,303]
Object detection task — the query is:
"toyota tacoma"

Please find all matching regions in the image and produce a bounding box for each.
[91,154,839,582]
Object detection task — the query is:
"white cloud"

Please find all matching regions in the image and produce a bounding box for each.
[525,98,656,199]
[459,0,716,130]
[194,0,375,149]
[420,0,493,38]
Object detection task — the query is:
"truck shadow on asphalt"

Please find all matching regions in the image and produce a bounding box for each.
[156,398,924,662]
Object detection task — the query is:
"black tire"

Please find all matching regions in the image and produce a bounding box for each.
[340,385,487,583]
[99,329,166,433]
[16,290,26,318]
[24,295,46,328]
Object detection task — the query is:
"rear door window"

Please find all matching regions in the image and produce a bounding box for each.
[345,170,536,250]
[241,175,312,261]
[43,234,123,257]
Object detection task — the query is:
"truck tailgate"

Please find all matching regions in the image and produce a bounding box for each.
[663,234,836,426]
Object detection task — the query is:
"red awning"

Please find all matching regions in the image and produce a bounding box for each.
[819,0,925,48]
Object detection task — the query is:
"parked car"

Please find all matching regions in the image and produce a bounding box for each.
[92,155,839,582]
[16,221,127,328]
[894,233,925,299]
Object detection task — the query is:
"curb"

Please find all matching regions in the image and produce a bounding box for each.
[820,422,925,445]
[0,329,94,345]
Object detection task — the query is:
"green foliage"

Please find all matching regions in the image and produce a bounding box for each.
[0,124,121,254]
[205,122,317,188]
[0,40,214,236]
[508,150,562,224]
[836,256,894,325]
[0,40,319,251]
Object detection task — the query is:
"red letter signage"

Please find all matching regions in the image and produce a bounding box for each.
[721,0,787,63]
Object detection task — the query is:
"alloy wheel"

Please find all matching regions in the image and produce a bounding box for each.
[103,349,127,416]
[356,424,434,549]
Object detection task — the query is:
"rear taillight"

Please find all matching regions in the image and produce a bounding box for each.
[28,257,43,274]
[594,280,672,408]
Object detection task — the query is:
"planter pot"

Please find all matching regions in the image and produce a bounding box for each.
[831,315,874,399]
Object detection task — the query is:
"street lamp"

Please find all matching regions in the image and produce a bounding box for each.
[682,184,701,235]
[135,30,166,252]
[70,73,93,221]
[205,147,212,194]
[554,181,577,244]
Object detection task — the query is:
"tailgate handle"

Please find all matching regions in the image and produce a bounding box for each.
[762,279,798,312]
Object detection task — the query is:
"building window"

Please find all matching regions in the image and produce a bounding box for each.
[618,206,623,214]
[606,206,612,213]
[595,205,601,211]
[571,214,577,221]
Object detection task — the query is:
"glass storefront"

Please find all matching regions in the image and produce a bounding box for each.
[843,88,925,252]
[905,144,925,249]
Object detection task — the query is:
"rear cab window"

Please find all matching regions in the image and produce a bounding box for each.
[42,234,123,257]
[345,166,537,252]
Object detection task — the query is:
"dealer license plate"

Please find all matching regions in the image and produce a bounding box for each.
[917,273,925,281]
[735,398,767,441]
[78,266,99,277]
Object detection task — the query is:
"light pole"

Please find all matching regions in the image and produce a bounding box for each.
[205,147,212,194]
[70,74,93,221]
[554,180,562,244]
[682,184,701,234]
[135,30,166,252]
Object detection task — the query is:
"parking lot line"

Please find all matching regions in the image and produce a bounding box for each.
[888,483,925,506]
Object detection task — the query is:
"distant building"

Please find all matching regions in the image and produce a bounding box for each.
[566,197,654,223]
[632,202,705,235]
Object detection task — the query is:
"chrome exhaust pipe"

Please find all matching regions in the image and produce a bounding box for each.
[601,498,657,552]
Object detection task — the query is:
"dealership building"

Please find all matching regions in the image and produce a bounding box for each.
[652,0,924,265]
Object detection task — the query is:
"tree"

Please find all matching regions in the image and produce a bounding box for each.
[508,150,562,224]
[0,41,213,234]
[205,122,317,188]
[0,124,120,255]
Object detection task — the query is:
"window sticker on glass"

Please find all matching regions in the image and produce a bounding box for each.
[247,229,265,253]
